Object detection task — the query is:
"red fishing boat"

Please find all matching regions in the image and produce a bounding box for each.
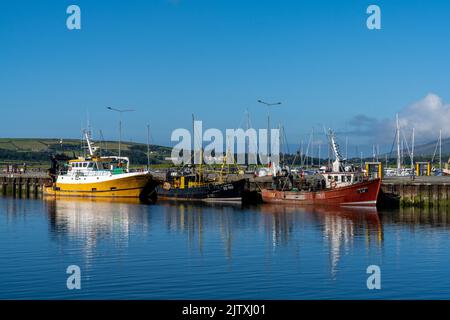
[261,177,381,206]
[261,130,382,207]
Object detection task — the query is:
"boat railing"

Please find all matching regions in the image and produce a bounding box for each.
[65,170,114,178]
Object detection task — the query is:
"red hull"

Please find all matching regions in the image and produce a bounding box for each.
[261,178,381,207]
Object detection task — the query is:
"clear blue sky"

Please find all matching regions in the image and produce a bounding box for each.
[1,0,449,154]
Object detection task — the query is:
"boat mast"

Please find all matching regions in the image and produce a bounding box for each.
[257,100,282,166]
[106,107,135,161]
[311,127,314,168]
[411,127,415,169]
[300,140,304,167]
[246,109,251,165]
[192,113,203,182]
[360,151,363,169]
[318,142,321,167]
[345,136,348,160]
[401,140,404,168]
[396,113,401,175]
[439,129,442,170]
[376,143,380,162]
[147,124,151,171]
[328,129,344,172]
[85,132,94,156]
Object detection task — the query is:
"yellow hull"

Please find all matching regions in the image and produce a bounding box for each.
[44,174,152,198]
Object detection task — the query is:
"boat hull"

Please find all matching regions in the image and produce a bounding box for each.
[261,178,381,207]
[44,173,153,198]
[156,179,245,202]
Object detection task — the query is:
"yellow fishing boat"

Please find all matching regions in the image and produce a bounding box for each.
[44,133,152,198]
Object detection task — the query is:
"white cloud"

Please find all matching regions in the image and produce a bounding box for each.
[398,93,450,141]
[346,93,450,145]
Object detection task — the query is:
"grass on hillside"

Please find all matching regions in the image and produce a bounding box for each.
[0,138,172,166]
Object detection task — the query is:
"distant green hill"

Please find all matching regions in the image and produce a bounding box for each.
[0,138,172,165]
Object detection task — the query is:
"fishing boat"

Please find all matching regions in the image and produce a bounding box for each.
[156,168,246,202]
[44,133,153,198]
[261,130,381,207]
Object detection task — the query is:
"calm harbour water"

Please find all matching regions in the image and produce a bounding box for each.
[1,196,450,300]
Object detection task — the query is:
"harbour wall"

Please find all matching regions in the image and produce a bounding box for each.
[0,174,52,198]
[381,176,450,208]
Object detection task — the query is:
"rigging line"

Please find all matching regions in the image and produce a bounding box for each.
[290,145,299,167]
[388,128,397,163]
[401,130,412,159]
[302,135,312,167]
[282,126,290,160]
[290,133,304,168]
[431,136,439,163]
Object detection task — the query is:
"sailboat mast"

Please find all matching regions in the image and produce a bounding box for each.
[267,110,270,165]
[396,113,401,175]
[411,127,415,169]
[376,144,379,162]
[345,136,348,160]
[318,142,321,167]
[439,129,442,170]
[311,128,314,168]
[147,124,151,171]
[300,140,304,167]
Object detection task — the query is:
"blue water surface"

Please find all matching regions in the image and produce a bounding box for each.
[0,197,449,299]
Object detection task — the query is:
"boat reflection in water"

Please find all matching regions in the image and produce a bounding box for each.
[44,196,152,264]
[259,204,383,278]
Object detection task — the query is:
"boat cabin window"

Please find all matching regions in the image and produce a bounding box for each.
[347,176,351,182]
[341,176,345,183]
[98,162,112,170]
[328,175,332,180]
[334,176,338,181]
